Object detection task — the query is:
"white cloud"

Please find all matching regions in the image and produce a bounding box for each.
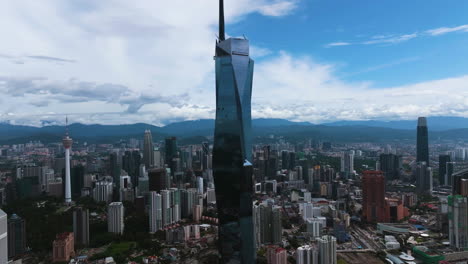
[426,24,468,36]
[328,24,468,48]
[256,1,298,17]
[325,42,351,48]
[1,1,468,127]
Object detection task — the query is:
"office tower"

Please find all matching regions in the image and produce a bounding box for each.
[452,169,468,196]
[149,192,163,233]
[296,245,318,264]
[416,117,429,165]
[212,0,256,262]
[110,152,121,188]
[266,246,287,264]
[439,154,452,186]
[340,151,354,177]
[415,162,433,194]
[317,235,337,264]
[70,165,85,197]
[207,188,216,204]
[73,207,89,247]
[281,151,289,170]
[143,130,154,169]
[362,171,386,222]
[181,188,198,218]
[448,195,468,250]
[108,202,125,234]
[447,162,456,186]
[0,209,7,264]
[7,214,26,259]
[148,168,169,192]
[52,232,75,263]
[63,121,73,204]
[379,154,402,182]
[202,142,210,171]
[302,204,322,220]
[153,149,162,169]
[123,150,141,186]
[165,137,178,169]
[289,152,296,170]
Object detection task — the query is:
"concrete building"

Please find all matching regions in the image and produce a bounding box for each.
[0,209,7,264]
[73,207,89,247]
[267,246,287,264]
[296,245,318,264]
[52,232,75,263]
[108,202,124,234]
[149,192,163,233]
[362,171,386,223]
[317,235,337,264]
[93,178,113,203]
[449,195,468,250]
[8,214,26,259]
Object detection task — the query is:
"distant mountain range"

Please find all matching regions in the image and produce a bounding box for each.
[1,117,468,144]
[324,116,468,131]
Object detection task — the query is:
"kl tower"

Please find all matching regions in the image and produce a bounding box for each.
[63,117,73,204]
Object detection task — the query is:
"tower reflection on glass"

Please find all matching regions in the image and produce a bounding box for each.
[212,0,256,263]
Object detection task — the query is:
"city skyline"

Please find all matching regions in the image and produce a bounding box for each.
[1,1,468,126]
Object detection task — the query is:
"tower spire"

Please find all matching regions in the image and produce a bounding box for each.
[65,115,69,137]
[219,0,225,41]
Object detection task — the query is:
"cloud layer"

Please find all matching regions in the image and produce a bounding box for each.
[0,1,467,127]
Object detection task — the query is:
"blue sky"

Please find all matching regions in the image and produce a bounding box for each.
[235,0,468,87]
[0,0,467,126]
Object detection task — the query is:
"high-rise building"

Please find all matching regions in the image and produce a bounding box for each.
[73,207,89,247]
[165,137,178,172]
[362,171,386,222]
[281,151,289,170]
[448,195,468,250]
[317,235,337,264]
[143,130,154,169]
[181,188,198,218]
[93,178,113,203]
[340,151,354,178]
[296,245,318,264]
[0,209,7,264]
[148,168,169,193]
[52,232,74,263]
[109,152,121,188]
[415,162,433,194]
[149,192,163,233]
[266,246,287,264]
[63,121,73,204]
[254,202,282,246]
[8,214,26,259]
[439,154,452,186]
[202,142,210,171]
[417,117,429,165]
[108,202,124,234]
[212,0,255,262]
[379,154,401,182]
[452,169,468,196]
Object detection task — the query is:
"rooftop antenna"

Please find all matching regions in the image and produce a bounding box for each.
[65,115,69,137]
[219,0,225,41]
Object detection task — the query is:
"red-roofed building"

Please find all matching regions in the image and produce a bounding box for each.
[266,245,287,264]
[52,232,74,263]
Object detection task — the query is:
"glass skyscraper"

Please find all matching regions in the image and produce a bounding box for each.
[212,0,256,262]
[416,117,429,165]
